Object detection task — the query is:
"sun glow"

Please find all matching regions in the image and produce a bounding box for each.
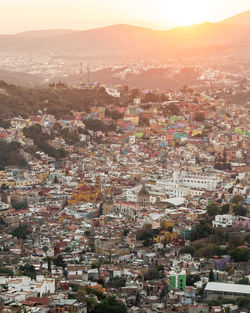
[161,0,212,27]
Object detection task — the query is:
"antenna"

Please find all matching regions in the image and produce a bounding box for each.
[79,63,83,86]
[87,64,90,84]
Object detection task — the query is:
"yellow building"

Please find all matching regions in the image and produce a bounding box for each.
[161,220,173,230]
[0,171,8,186]
[68,182,102,204]
[37,169,50,181]
[125,116,139,124]
[154,231,178,244]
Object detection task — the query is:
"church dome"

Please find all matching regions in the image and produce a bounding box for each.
[138,185,150,197]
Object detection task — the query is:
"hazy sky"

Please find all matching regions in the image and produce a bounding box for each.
[0,0,250,34]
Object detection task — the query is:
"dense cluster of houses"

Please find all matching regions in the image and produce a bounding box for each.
[0,86,249,312]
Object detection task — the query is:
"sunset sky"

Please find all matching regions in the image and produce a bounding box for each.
[0,0,250,34]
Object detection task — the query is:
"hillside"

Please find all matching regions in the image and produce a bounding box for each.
[0,81,117,120]
[0,68,45,87]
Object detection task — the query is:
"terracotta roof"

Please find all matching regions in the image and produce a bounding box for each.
[78,184,92,191]
[26,297,50,305]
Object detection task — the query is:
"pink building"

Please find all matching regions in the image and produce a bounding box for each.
[234,217,250,229]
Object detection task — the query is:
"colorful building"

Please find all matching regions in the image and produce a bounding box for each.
[169,270,186,290]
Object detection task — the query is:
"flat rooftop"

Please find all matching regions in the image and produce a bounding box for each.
[205,282,250,295]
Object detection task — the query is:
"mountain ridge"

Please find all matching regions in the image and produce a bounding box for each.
[220,10,250,25]
[3,9,250,37]
[0,10,249,60]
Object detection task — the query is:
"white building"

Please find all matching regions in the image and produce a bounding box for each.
[105,87,120,98]
[0,275,55,297]
[125,185,142,202]
[157,170,221,193]
[114,202,137,218]
[1,290,36,304]
[205,282,250,299]
[212,214,236,228]
[134,98,141,105]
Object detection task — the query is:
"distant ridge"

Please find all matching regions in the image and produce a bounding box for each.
[0,10,249,59]
[14,29,78,37]
[221,10,250,25]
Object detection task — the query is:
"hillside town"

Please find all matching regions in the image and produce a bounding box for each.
[0,81,249,313]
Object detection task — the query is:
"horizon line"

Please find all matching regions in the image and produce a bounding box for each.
[1,8,249,36]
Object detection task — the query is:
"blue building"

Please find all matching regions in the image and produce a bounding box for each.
[181,286,196,305]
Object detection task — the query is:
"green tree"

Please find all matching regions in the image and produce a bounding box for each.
[214,229,228,244]
[233,204,247,216]
[168,103,180,115]
[123,229,129,237]
[209,269,215,281]
[109,276,126,288]
[194,112,205,122]
[238,277,249,285]
[0,265,13,276]
[23,125,67,160]
[138,117,150,127]
[206,201,219,217]
[144,267,161,280]
[180,246,195,256]
[76,285,86,302]
[136,224,154,241]
[11,200,28,210]
[1,183,9,191]
[19,264,36,279]
[42,245,48,253]
[190,219,213,241]
[230,248,249,262]
[12,224,31,239]
[43,256,52,273]
[143,93,158,103]
[221,203,229,214]
[211,245,225,256]
[86,298,97,313]
[197,283,206,297]
[245,234,250,245]
[84,230,91,237]
[1,193,8,203]
[231,195,244,204]
[0,140,27,169]
[92,296,127,313]
[53,255,66,269]
[143,238,153,247]
[84,119,107,133]
[105,109,123,120]
[0,216,6,225]
[228,234,244,248]
[186,274,200,286]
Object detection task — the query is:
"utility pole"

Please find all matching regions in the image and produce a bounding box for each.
[79,63,83,87]
[87,64,90,84]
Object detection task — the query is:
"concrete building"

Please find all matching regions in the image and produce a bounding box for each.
[0,275,55,297]
[182,286,196,305]
[212,214,236,228]
[157,170,221,192]
[137,185,150,209]
[169,270,186,291]
[204,282,250,300]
